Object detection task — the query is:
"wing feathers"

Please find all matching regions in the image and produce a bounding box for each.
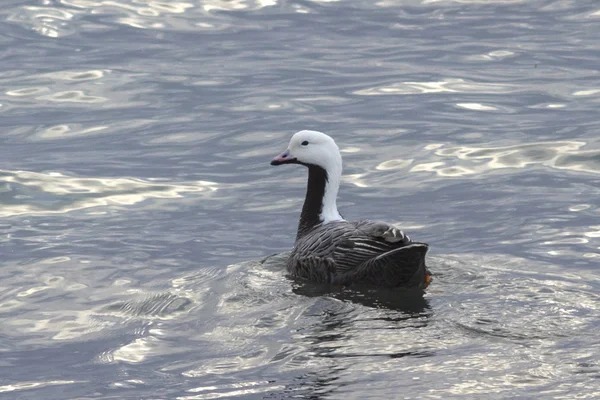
[288,220,428,287]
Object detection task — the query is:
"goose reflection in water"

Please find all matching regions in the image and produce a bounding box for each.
[279,279,433,399]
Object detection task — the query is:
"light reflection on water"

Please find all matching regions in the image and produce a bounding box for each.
[413,140,600,176]
[0,0,599,398]
[0,169,219,217]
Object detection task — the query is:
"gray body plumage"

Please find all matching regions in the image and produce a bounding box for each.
[287,220,429,288]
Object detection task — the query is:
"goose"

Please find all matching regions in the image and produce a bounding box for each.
[271,130,431,289]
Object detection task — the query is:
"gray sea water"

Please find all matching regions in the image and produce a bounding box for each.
[1,0,599,399]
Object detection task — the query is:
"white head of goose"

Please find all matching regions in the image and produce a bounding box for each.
[271,130,431,289]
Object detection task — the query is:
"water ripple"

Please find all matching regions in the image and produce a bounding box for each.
[0,380,80,394]
[354,78,516,96]
[7,5,77,38]
[413,140,600,176]
[0,169,219,217]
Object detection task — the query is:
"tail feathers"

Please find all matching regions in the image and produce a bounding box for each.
[358,243,429,288]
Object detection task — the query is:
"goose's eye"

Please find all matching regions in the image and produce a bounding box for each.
[301,141,309,146]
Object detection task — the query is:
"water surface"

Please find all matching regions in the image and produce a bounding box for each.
[1,0,599,399]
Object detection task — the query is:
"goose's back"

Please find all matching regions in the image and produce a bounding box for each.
[287,220,418,284]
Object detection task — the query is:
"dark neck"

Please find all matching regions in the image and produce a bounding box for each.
[296,165,328,241]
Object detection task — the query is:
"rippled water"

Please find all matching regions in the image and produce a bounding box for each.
[1,0,599,399]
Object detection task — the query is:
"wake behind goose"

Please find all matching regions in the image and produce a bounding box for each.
[271,130,431,288]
